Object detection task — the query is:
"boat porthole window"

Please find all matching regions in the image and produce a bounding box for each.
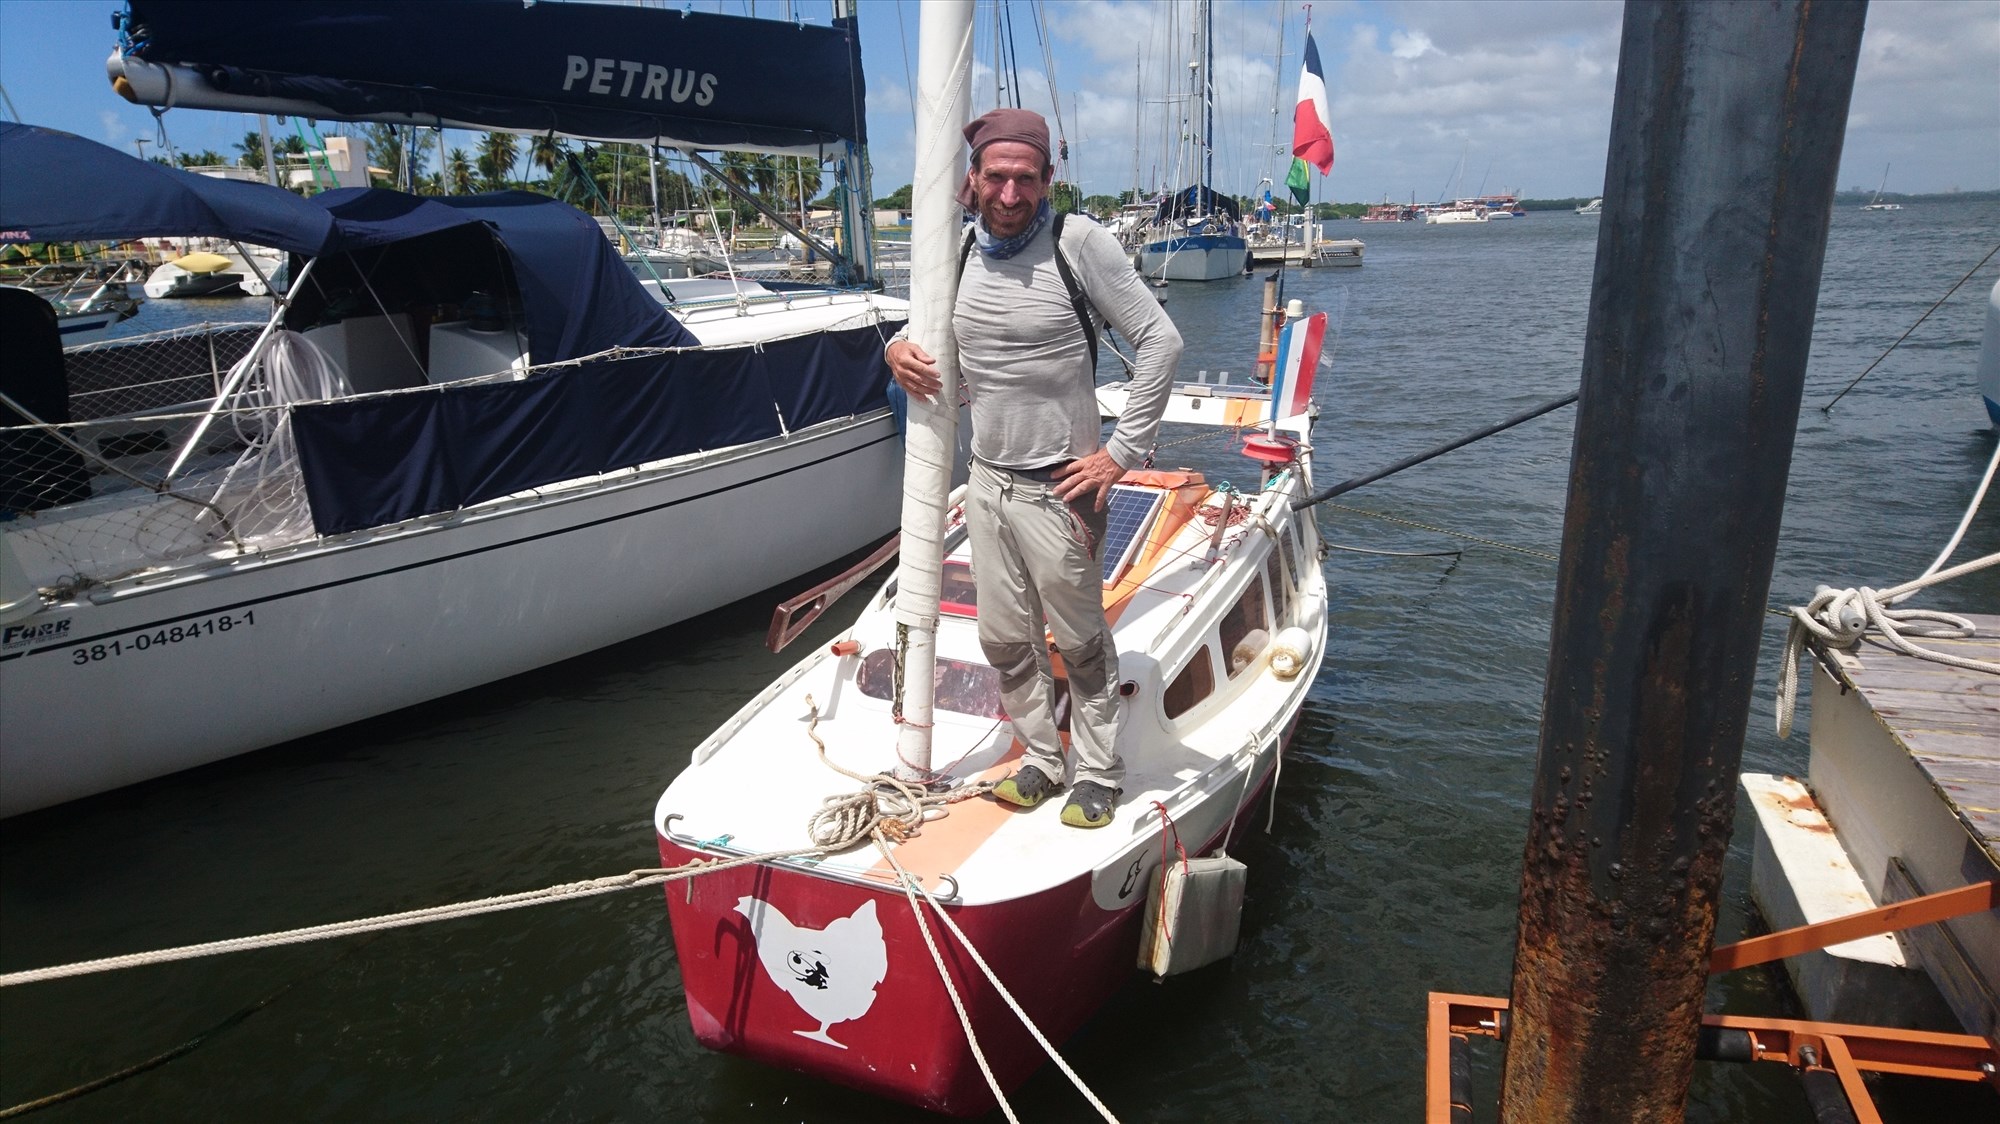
[1163,644,1215,720]
[1220,574,1270,678]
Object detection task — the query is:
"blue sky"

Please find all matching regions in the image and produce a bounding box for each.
[3,1,1995,202]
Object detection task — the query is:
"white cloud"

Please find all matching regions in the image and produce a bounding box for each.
[1389,30,1435,60]
[862,0,1996,201]
[98,110,128,146]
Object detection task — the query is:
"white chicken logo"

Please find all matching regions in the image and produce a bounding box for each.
[734,896,889,1049]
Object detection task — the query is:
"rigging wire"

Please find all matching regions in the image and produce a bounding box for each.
[1822,241,2000,412]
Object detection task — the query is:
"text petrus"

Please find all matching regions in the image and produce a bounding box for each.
[564,57,717,106]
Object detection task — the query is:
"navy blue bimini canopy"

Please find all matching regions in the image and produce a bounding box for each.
[305,188,696,361]
[117,0,867,155]
[0,122,335,253]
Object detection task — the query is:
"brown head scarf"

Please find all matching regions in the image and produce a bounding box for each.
[956,108,1051,208]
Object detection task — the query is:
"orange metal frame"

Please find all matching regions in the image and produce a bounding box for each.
[1426,880,2000,1121]
[1425,994,1998,1124]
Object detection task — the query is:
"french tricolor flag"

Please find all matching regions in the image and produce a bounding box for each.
[1268,311,1326,423]
[1292,32,1334,175]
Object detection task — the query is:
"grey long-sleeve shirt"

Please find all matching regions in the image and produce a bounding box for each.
[948,215,1182,471]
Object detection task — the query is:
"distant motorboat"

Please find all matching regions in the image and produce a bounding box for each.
[4,260,147,345]
[1576,198,1604,216]
[143,245,286,298]
[1426,202,1489,224]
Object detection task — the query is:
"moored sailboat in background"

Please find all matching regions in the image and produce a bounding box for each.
[0,0,904,816]
[1136,0,1248,283]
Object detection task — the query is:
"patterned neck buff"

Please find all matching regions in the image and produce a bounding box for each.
[974,199,1053,260]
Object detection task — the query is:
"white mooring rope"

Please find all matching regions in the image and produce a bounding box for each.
[1775,551,2000,738]
[876,839,1122,1123]
[8,704,1123,1122]
[0,847,823,988]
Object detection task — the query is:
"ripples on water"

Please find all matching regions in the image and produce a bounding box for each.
[3,204,1997,1121]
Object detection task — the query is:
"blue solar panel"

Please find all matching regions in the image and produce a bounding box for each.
[1101,485,1165,585]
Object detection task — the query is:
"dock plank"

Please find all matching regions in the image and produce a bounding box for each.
[1816,613,2000,865]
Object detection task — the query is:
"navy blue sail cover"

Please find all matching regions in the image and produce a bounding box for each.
[284,191,894,537]
[0,122,335,252]
[1155,185,1242,224]
[304,188,694,362]
[290,320,898,536]
[121,0,867,153]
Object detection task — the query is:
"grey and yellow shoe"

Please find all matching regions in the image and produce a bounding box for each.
[1061,780,1118,828]
[992,766,1060,809]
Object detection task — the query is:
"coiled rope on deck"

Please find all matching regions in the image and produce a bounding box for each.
[1776,555,2000,738]
[1776,443,2000,738]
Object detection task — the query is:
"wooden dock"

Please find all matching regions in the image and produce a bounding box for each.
[1743,613,1999,1039]
[1247,238,1364,268]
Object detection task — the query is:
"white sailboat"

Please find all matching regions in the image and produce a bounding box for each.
[0,4,901,816]
[1860,164,1903,211]
[1135,0,1249,283]
[652,11,1331,1112]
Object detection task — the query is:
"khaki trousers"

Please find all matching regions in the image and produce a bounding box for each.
[966,459,1121,789]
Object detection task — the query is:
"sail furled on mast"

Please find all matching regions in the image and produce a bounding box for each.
[110,0,867,157]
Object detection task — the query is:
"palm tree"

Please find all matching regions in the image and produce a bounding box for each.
[236,131,266,171]
[446,148,475,194]
[780,157,824,217]
[528,134,567,186]
[476,131,517,192]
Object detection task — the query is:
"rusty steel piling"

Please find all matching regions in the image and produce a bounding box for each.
[1499,3,1868,1122]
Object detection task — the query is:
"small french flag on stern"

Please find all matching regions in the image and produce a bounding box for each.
[1267,311,1326,423]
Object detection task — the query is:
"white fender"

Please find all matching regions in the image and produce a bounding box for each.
[1268,626,1314,681]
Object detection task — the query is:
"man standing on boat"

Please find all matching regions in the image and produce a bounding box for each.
[886,108,1182,828]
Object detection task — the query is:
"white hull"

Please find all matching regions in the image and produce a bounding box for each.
[0,414,901,816]
[1137,241,1248,282]
[1426,209,1488,224]
[53,306,130,346]
[144,247,284,298]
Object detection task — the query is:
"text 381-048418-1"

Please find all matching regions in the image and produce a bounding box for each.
[71,611,256,665]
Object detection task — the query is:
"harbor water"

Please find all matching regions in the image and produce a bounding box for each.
[3,203,1997,1121]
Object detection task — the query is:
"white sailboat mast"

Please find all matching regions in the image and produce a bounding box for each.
[891,0,974,780]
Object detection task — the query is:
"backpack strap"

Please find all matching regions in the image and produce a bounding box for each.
[957,213,1101,369]
[1049,212,1101,370]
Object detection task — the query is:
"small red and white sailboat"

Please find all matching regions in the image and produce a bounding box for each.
[652,365,1329,1114]
[651,5,1331,1115]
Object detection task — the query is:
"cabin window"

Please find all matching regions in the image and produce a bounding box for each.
[939,560,978,616]
[1266,548,1289,627]
[1279,522,1302,592]
[1219,574,1270,677]
[855,649,1005,719]
[1163,645,1215,720]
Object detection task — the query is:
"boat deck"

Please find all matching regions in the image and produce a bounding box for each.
[657,460,1326,910]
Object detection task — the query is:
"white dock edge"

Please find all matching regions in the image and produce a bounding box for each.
[1740,772,1958,1027]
